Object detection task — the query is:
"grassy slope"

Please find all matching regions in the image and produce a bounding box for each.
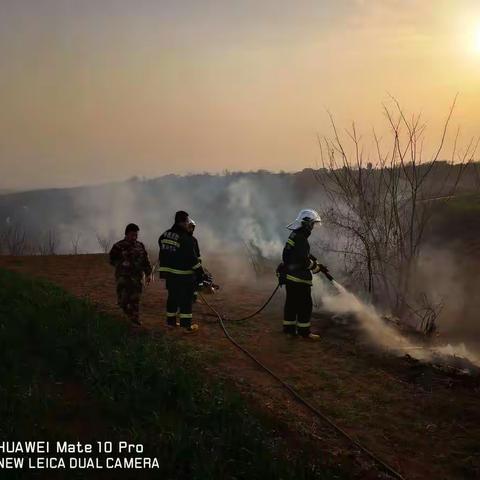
[0,268,345,480]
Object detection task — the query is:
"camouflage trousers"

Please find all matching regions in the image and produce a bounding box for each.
[116,275,143,322]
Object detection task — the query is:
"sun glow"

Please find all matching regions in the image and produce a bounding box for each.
[474,26,480,53]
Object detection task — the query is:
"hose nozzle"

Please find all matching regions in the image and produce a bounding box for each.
[323,271,334,282]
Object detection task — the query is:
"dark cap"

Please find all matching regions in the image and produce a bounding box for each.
[174,211,189,224]
[125,223,139,234]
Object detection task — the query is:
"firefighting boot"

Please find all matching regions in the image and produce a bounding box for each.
[183,324,199,333]
[283,324,297,336]
[166,312,178,328]
[301,332,320,341]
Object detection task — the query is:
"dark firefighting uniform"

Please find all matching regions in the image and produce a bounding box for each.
[158,225,204,328]
[191,235,201,302]
[281,226,317,336]
[109,239,152,323]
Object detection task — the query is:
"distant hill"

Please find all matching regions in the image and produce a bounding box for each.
[0,165,478,255]
[0,169,324,254]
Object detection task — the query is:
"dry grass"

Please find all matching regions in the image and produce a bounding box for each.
[0,254,479,480]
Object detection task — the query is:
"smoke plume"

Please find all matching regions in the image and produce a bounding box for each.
[312,276,480,369]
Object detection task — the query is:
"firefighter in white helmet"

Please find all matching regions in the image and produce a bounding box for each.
[277,209,328,340]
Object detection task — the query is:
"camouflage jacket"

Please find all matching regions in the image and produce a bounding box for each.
[109,239,152,279]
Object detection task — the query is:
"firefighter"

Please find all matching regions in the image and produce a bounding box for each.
[187,218,200,259]
[109,223,152,326]
[187,218,201,303]
[280,209,328,340]
[158,211,205,332]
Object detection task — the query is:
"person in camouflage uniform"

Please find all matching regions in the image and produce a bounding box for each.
[109,223,152,325]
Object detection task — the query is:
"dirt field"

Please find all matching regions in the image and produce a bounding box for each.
[1,254,479,480]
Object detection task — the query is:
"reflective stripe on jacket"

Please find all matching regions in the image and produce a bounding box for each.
[158,225,203,278]
[282,227,314,286]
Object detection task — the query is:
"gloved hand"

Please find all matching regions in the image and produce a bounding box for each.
[197,271,219,294]
[195,268,206,284]
[311,262,321,274]
[312,262,334,281]
[202,271,213,284]
[311,261,329,275]
[276,262,287,286]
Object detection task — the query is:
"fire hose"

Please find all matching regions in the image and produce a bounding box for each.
[213,284,281,322]
[198,285,406,480]
[217,268,334,323]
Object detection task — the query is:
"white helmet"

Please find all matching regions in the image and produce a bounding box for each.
[287,209,322,230]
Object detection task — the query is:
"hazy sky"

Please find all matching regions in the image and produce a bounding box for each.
[1,0,479,190]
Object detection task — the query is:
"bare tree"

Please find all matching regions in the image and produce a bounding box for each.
[37,230,58,255]
[242,240,277,277]
[407,293,444,336]
[70,233,82,255]
[0,228,5,254]
[96,233,114,253]
[243,240,262,277]
[1,222,28,255]
[315,98,477,325]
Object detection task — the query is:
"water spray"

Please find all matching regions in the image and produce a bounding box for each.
[312,276,480,371]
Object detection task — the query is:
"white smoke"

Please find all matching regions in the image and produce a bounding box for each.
[3,172,480,369]
[312,276,480,369]
[226,177,284,258]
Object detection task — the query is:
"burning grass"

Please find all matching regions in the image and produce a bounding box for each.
[312,277,480,376]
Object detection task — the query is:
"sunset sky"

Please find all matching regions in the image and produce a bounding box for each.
[1,0,479,190]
